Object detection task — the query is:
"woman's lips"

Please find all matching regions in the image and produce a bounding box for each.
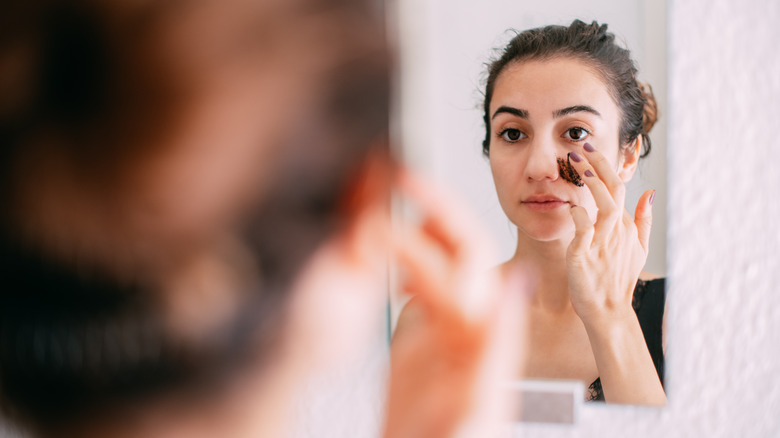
[521,196,569,211]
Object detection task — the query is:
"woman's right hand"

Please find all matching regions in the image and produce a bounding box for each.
[565,142,665,405]
[384,171,529,438]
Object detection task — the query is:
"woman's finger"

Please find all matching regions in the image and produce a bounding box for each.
[394,168,505,323]
[393,219,491,328]
[581,142,626,212]
[397,169,482,260]
[634,189,655,254]
[396,168,499,310]
[393,225,457,317]
[568,204,595,256]
[567,150,620,242]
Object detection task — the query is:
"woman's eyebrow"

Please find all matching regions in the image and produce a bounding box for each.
[553,105,601,118]
[492,106,528,120]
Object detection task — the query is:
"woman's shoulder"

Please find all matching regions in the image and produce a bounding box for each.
[636,271,666,297]
[638,270,663,282]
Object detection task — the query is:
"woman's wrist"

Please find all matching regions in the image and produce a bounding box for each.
[571,279,639,325]
[578,306,640,337]
[580,306,666,405]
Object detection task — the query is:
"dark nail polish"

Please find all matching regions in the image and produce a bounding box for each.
[584,169,594,177]
[569,151,582,163]
[649,190,656,205]
[584,142,595,152]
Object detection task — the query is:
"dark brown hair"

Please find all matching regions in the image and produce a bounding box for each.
[481,20,658,157]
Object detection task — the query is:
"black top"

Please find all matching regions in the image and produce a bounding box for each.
[587,278,666,402]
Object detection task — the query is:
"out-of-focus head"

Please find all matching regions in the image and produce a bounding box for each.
[0,0,390,435]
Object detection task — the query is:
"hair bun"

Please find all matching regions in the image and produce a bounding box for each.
[639,82,658,134]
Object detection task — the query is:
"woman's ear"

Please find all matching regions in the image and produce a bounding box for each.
[618,136,642,182]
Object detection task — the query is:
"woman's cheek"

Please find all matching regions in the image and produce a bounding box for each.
[490,166,515,216]
[490,153,516,189]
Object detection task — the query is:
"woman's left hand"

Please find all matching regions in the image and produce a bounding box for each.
[565,142,654,325]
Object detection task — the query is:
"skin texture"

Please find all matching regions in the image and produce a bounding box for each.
[487,57,664,405]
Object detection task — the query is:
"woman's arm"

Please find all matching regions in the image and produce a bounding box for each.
[583,310,665,404]
[566,142,666,405]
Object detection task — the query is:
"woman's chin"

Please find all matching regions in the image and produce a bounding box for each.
[502,208,579,244]
[514,221,575,244]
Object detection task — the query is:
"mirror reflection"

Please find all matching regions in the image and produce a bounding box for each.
[391,1,667,407]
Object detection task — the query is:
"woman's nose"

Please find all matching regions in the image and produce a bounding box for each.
[524,139,560,182]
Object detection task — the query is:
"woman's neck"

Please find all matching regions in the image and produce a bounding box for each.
[505,231,574,313]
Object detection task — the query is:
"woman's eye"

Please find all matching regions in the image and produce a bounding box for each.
[499,128,526,142]
[563,127,590,141]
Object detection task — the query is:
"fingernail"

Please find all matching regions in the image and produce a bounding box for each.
[569,151,582,163]
[584,169,594,177]
[649,190,656,205]
[584,142,595,152]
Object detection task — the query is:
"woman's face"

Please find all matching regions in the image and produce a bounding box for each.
[488,57,635,243]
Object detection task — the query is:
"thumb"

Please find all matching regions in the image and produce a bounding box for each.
[634,189,655,253]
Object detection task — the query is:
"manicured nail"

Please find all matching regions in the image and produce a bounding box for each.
[584,142,595,152]
[584,169,594,177]
[649,190,656,205]
[569,151,582,163]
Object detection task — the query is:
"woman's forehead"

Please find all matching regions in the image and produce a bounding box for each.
[491,58,619,119]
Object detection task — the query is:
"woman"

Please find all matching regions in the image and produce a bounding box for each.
[485,19,665,405]
[396,20,665,405]
[0,0,525,436]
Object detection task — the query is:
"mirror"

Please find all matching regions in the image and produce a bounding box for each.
[388,0,668,412]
